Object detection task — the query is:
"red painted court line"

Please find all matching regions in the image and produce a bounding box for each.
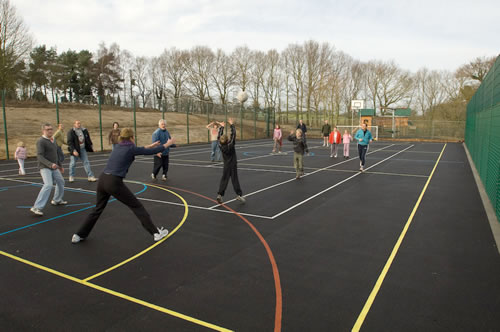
[158,184,283,332]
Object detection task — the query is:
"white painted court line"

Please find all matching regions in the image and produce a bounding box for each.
[207,144,397,209]
[270,145,415,219]
[138,197,273,219]
[0,176,274,220]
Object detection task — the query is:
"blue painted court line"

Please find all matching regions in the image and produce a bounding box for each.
[0,184,148,237]
[0,184,36,190]
[66,202,92,207]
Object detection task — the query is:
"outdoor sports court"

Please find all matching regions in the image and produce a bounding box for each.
[1,138,499,331]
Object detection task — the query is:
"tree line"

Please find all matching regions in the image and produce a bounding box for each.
[1,0,497,125]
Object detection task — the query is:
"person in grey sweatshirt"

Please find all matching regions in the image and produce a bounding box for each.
[30,123,67,216]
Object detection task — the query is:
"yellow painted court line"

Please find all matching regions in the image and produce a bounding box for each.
[0,250,232,332]
[352,143,446,332]
[84,182,189,282]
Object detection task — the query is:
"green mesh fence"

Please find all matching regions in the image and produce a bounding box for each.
[465,55,500,221]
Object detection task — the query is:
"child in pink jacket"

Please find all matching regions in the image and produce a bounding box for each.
[15,141,27,175]
[272,124,282,153]
[342,130,352,159]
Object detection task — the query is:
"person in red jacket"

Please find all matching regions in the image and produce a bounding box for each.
[329,126,341,158]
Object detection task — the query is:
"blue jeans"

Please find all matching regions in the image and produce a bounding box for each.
[69,148,94,177]
[210,140,221,161]
[33,168,65,209]
[358,144,369,166]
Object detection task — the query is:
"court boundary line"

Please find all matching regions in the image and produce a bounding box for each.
[0,250,232,332]
[351,143,446,331]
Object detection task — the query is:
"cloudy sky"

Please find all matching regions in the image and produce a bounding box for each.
[14,0,499,72]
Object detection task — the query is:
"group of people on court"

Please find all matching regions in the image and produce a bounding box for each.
[27,116,372,244]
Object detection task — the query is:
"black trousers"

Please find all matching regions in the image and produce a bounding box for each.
[76,173,158,238]
[218,164,242,196]
[152,154,169,177]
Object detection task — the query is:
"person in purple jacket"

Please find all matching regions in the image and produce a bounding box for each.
[71,128,174,244]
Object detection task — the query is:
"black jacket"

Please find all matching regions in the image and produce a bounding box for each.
[67,127,94,154]
[218,125,237,166]
[288,134,308,154]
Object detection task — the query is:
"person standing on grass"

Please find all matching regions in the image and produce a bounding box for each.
[108,122,121,151]
[216,118,245,204]
[15,141,27,175]
[342,130,352,159]
[272,124,283,154]
[206,121,221,162]
[288,128,309,179]
[354,123,373,172]
[329,126,341,158]
[71,128,174,244]
[297,119,307,144]
[321,120,331,147]
[53,123,66,164]
[67,120,97,183]
[151,119,175,181]
[30,123,66,216]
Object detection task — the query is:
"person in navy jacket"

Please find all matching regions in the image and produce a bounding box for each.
[71,128,174,244]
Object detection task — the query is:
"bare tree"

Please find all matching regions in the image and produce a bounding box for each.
[249,50,265,109]
[283,43,305,124]
[162,47,188,111]
[0,0,33,92]
[131,56,151,108]
[212,49,237,105]
[185,46,215,107]
[376,61,413,114]
[232,46,252,93]
[456,55,496,83]
[414,68,448,116]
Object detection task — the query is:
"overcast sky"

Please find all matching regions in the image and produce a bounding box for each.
[14,0,499,72]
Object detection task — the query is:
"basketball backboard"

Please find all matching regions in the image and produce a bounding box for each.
[351,100,364,110]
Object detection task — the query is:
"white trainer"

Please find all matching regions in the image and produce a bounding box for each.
[236,195,246,203]
[69,176,74,183]
[71,234,84,243]
[88,176,97,182]
[154,227,169,241]
[30,207,43,216]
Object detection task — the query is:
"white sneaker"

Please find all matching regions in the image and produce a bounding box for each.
[71,234,84,243]
[154,227,169,241]
[236,195,246,203]
[88,176,97,182]
[360,166,364,172]
[322,143,325,147]
[216,194,223,203]
[334,154,337,158]
[162,175,167,181]
[330,154,333,158]
[151,173,156,180]
[30,207,43,216]
[69,176,74,183]
[51,200,68,206]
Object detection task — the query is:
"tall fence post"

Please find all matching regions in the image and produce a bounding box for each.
[56,94,60,125]
[98,96,103,151]
[254,106,257,139]
[2,90,8,160]
[133,98,137,146]
[207,102,210,143]
[186,100,190,144]
[162,101,165,120]
[240,103,243,141]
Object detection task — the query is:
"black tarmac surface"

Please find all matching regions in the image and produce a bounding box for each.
[0,138,499,331]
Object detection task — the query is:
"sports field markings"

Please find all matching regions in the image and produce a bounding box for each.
[271,145,415,219]
[207,144,397,209]
[0,250,232,332]
[83,182,189,281]
[351,143,446,331]
[0,177,145,236]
